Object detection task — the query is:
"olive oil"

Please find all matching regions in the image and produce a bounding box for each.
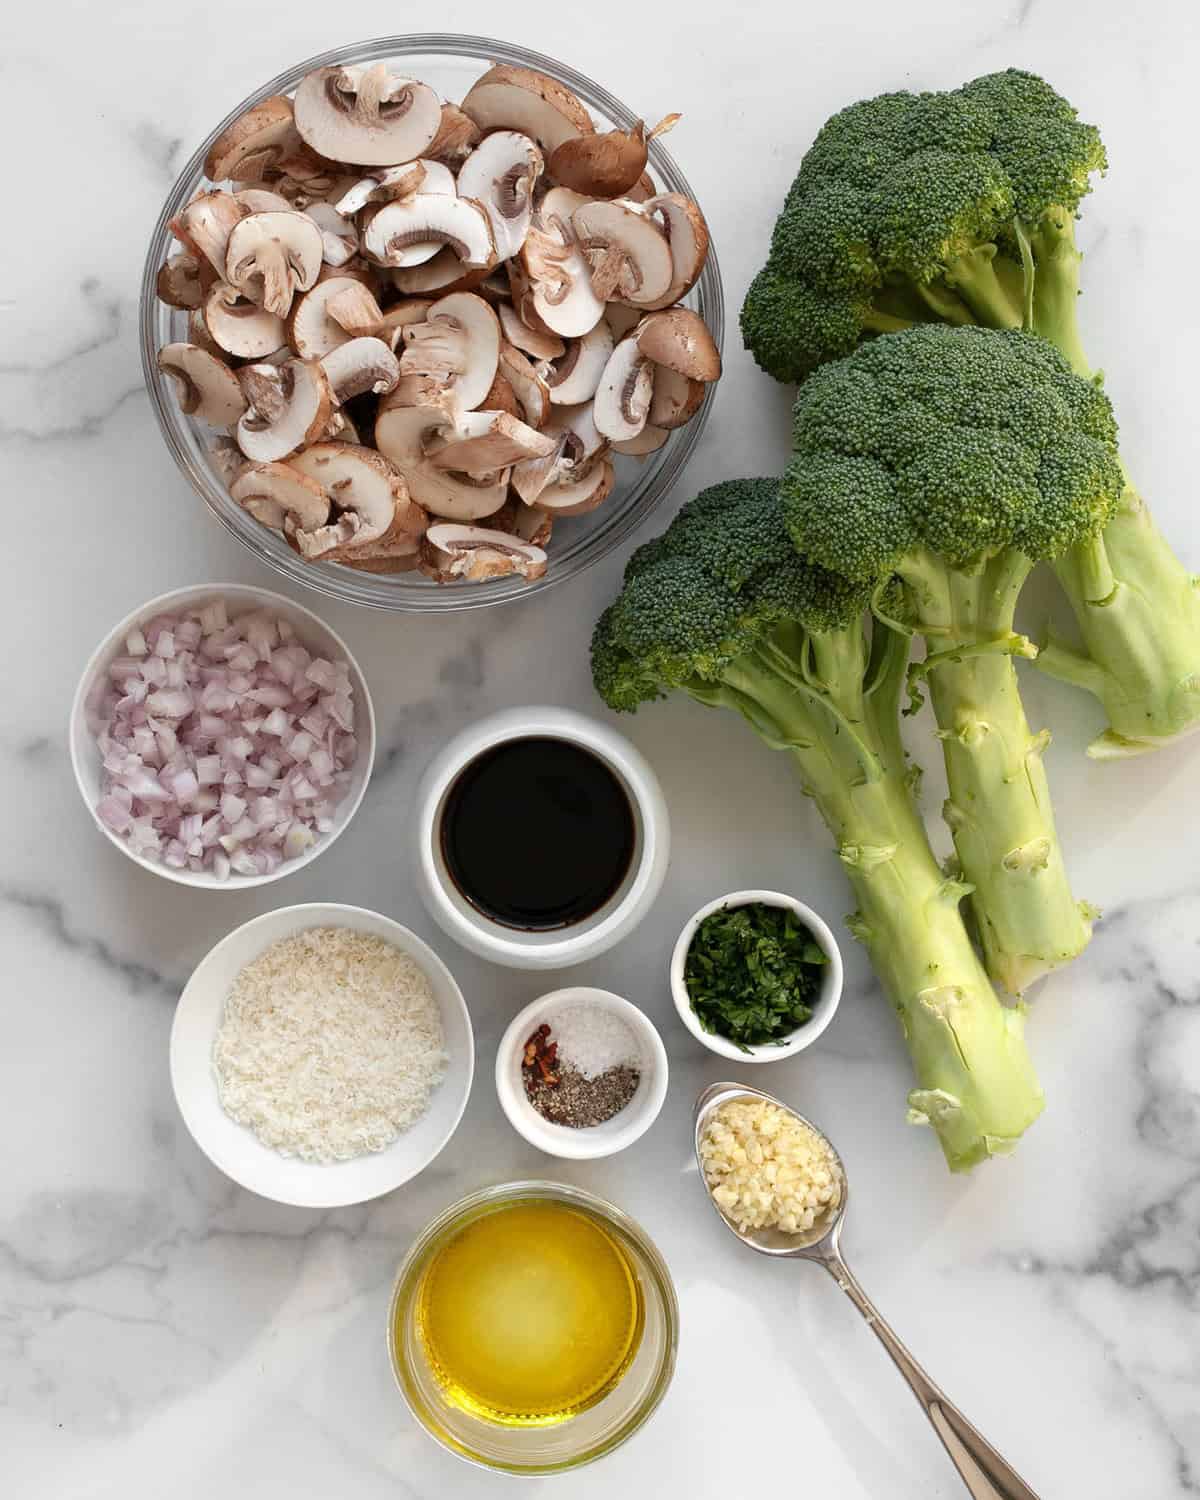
[414,1200,644,1426]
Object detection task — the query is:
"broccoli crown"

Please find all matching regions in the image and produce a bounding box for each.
[592,478,871,711]
[741,69,1106,381]
[782,325,1123,579]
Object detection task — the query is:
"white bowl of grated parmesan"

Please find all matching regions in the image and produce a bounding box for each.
[170,903,474,1206]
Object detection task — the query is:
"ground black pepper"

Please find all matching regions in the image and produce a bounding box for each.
[523,1058,641,1127]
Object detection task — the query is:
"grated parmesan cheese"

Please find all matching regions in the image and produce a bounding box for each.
[213,926,447,1162]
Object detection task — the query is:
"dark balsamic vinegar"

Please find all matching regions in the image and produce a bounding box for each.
[439,737,636,931]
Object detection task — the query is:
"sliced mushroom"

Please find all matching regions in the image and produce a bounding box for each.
[294,65,440,166]
[230,460,330,532]
[502,265,569,350]
[286,442,423,559]
[156,252,206,309]
[639,193,710,309]
[634,306,721,381]
[389,246,492,297]
[478,270,514,304]
[547,114,678,199]
[571,199,672,305]
[286,275,374,358]
[157,343,247,427]
[377,297,435,350]
[362,195,494,273]
[481,497,556,548]
[320,337,400,403]
[546,319,613,404]
[304,201,359,266]
[205,96,298,183]
[343,552,421,574]
[625,171,656,204]
[428,410,555,474]
[497,300,564,360]
[325,281,384,337]
[426,102,481,164]
[188,305,225,357]
[497,344,551,429]
[399,292,500,413]
[648,364,706,429]
[539,185,590,222]
[611,424,669,457]
[478,370,521,420]
[203,283,286,358]
[234,187,294,214]
[510,400,606,502]
[456,131,543,260]
[172,191,247,278]
[322,407,362,443]
[356,161,458,267]
[208,436,245,485]
[532,454,615,515]
[235,357,332,462]
[420,523,547,583]
[375,401,510,520]
[224,211,324,317]
[519,216,604,337]
[604,302,641,341]
[593,336,652,442]
[460,65,593,154]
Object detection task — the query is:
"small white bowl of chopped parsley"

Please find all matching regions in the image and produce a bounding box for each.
[670,891,843,1061]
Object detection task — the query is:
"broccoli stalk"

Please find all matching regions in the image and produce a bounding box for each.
[592,480,1044,1170]
[743,68,1200,755]
[784,325,1122,992]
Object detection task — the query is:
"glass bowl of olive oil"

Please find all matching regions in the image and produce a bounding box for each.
[389,1181,678,1473]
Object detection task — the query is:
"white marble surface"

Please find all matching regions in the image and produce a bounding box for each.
[4,1,1200,1494]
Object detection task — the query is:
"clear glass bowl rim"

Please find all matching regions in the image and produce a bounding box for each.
[139,33,724,613]
[387,1178,680,1473]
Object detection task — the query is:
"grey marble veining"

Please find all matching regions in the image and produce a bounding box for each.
[4,1,1200,1495]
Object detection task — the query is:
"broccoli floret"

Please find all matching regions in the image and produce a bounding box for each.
[593,477,1044,1171]
[784,324,1118,993]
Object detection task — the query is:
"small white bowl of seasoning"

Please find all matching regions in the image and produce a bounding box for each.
[495,988,668,1160]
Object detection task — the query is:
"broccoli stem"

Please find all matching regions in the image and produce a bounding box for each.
[1028,207,1093,379]
[901,549,1095,993]
[709,626,1044,1171]
[942,245,1024,331]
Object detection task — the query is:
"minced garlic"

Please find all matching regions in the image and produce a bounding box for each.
[700,1097,842,1235]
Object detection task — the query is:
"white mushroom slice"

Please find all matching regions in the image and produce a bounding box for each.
[510,400,605,502]
[205,96,297,183]
[532,455,615,515]
[427,410,556,475]
[593,337,652,442]
[203,283,286,358]
[172,192,247,278]
[304,201,359,266]
[363,195,493,271]
[389,247,491,297]
[286,442,422,558]
[286,275,370,358]
[547,319,613,404]
[497,301,564,360]
[224,210,324,317]
[635,306,721,381]
[294,65,440,166]
[421,523,547,583]
[572,199,673,305]
[426,102,481,164]
[460,64,593,154]
[503,264,567,349]
[230,460,330,532]
[156,343,247,427]
[547,115,678,199]
[234,187,294,213]
[325,281,384,337]
[457,131,544,261]
[604,303,641,341]
[358,162,459,267]
[497,344,551,429]
[333,162,425,216]
[156,252,206,309]
[235,357,332,462]
[612,424,669,457]
[375,402,510,520]
[648,363,706,428]
[378,298,435,350]
[639,193,710,309]
[519,217,604,337]
[399,292,500,413]
[320,337,400,403]
[539,186,590,223]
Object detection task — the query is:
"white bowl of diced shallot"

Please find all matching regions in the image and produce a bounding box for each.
[69,583,375,887]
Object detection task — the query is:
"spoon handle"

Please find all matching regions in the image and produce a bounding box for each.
[819,1250,1041,1500]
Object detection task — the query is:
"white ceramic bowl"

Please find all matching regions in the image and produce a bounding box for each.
[495,988,668,1160]
[69,583,375,889]
[413,707,670,970]
[669,890,843,1063]
[170,903,474,1207]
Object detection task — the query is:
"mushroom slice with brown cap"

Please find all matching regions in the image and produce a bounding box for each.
[205,96,297,183]
[497,300,564,361]
[378,298,435,351]
[286,275,372,358]
[547,319,613,405]
[332,162,426,217]
[648,364,705,429]
[612,424,669,457]
[286,442,422,559]
[304,201,359,267]
[203,283,286,359]
[230,460,330,532]
[479,370,521,420]
[344,553,421,574]
[532,454,615,515]
[539,185,591,223]
[593,336,652,442]
[320,337,400,404]
[234,187,294,214]
[236,357,331,462]
[420,523,547,584]
[224,210,324,317]
[510,399,606,502]
[156,252,207,310]
[375,402,509,520]
[172,192,247,278]
[497,344,551,429]
[426,102,481,165]
[604,303,641,341]
[571,199,672,305]
[547,114,678,199]
[388,247,491,297]
[294,65,441,166]
[625,172,656,204]
[519,216,604,338]
[157,343,247,428]
[638,193,710,309]
[460,64,593,154]
[363,195,494,271]
[427,410,555,475]
[456,131,544,261]
[482,497,555,549]
[399,292,500,413]
[325,281,384,338]
[356,162,458,267]
[635,306,721,381]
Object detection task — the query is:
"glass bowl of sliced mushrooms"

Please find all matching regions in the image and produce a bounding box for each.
[140,34,723,611]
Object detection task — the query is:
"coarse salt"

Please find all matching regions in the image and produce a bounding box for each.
[550,1004,642,1080]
